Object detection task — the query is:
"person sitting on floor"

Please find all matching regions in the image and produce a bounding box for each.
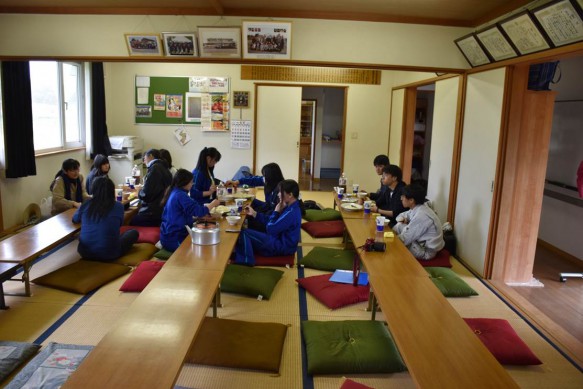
[371,164,408,226]
[159,169,220,252]
[130,149,172,227]
[367,154,390,202]
[160,148,178,177]
[72,176,139,262]
[226,162,284,232]
[393,184,445,260]
[85,154,110,195]
[50,158,91,216]
[190,147,222,204]
[233,179,302,266]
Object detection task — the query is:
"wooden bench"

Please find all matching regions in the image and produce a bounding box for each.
[342,218,518,388]
[63,215,243,389]
[0,208,80,297]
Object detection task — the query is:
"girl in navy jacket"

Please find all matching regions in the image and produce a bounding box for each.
[160,169,220,251]
[234,179,302,266]
[190,147,222,203]
[73,177,138,261]
[227,162,284,232]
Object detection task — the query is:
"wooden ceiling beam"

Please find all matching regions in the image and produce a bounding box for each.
[207,0,224,15]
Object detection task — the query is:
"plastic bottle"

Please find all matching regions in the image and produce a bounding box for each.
[338,172,347,192]
[132,164,141,185]
[217,182,226,199]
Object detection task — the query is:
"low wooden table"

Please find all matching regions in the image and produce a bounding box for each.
[0,208,80,296]
[0,262,20,309]
[342,218,518,388]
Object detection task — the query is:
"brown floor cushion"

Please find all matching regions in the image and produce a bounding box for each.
[301,220,345,238]
[113,243,158,266]
[186,317,288,373]
[32,260,130,294]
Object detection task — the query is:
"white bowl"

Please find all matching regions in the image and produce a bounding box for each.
[226,215,241,226]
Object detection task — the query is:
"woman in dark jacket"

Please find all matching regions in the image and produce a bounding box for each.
[85,154,110,195]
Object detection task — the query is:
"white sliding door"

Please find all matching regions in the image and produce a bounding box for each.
[454,68,506,276]
[256,85,302,181]
[426,76,460,221]
[388,88,405,164]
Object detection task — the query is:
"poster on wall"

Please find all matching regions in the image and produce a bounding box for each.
[166,94,183,118]
[532,0,583,47]
[188,76,230,93]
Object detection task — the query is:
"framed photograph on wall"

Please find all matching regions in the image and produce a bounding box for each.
[532,0,583,47]
[476,25,518,61]
[135,105,152,118]
[124,34,163,56]
[242,20,292,59]
[197,27,241,58]
[454,33,491,67]
[499,12,552,55]
[233,91,250,108]
[162,32,198,57]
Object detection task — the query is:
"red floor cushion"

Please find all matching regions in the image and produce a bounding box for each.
[119,260,165,292]
[120,226,160,245]
[463,318,542,365]
[296,273,370,309]
[417,249,452,268]
[302,220,345,238]
[255,254,295,267]
[340,378,374,389]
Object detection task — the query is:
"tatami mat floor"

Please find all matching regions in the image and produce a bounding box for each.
[1,190,583,388]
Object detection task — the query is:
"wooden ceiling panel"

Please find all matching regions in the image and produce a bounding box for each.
[0,0,534,27]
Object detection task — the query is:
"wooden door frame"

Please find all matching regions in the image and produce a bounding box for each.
[253,83,348,179]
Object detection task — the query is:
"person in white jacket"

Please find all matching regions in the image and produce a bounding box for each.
[393,184,445,260]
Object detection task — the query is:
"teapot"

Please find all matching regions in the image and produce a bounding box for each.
[185,221,220,245]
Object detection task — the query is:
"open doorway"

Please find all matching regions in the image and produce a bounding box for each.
[412,85,435,187]
[299,87,346,191]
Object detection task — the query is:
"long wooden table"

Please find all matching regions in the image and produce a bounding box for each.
[343,218,518,388]
[0,208,80,296]
[63,215,244,389]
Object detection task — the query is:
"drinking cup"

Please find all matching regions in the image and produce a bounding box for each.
[352,183,359,194]
[116,189,123,201]
[129,178,136,189]
[376,216,386,232]
[338,187,344,200]
[364,200,372,214]
[235,198,245,212]
[229,206,238,216]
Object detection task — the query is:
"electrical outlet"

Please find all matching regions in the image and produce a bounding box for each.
[351,132,358,139]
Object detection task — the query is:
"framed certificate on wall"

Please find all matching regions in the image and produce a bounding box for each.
[499,11,552,55]
[476,25,518,61]
[532,0,583,47]
[454,33,491,67]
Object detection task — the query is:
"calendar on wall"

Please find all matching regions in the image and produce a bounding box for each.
[231,120,252,149]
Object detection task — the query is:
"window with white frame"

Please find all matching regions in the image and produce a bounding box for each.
[30,61,85,152]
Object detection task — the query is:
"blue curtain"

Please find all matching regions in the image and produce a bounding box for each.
[1,61,37,178]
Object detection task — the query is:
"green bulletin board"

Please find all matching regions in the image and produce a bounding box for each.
[134,75,230,130]
[135,76,190,125]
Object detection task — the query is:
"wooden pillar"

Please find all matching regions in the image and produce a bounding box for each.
[490,65,556,283]
[400,87,417,184]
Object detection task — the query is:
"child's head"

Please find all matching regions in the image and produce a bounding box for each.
[172,169,194,191]
[401,184,426,208]
[62,158,81,180]
[382,164,402,186]
[373,155,390,175]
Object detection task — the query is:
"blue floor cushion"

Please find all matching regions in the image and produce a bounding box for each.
[186,317,288,373]
[0,341,40,383]
[299,247,357,271]
[5,342,93,389]
[303,208,342,222]
[32,260,130,294]
[221,264,284,300]
[425,267,478,297]
[301,320,406,375]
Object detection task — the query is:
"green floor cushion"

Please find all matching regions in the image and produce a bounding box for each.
[464,318,542,365]
[304,208,342,222]
[296,273,370,309]
[0,341,40,383]
[32,260,130,294]
[153,248,173,260]
[119,260,164,292]
[301,320,406,375]
[299,247,357,271]
[221,264,284,300]
[186,317,288,373]
[425,267,478,297]
[5,342,93,389]
[113,243,158,266]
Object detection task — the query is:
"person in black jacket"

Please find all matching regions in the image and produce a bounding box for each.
[130,149,172,226]
[368,154,390,201]
[371,164,408,227]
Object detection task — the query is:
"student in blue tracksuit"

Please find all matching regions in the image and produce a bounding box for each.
[226,162,284,232]
[160,169,220,252]
[190,147,222,204]
[73,177,139,262]
[234,179,302,266]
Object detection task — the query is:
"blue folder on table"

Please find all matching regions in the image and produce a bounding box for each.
[329,269,369,286]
